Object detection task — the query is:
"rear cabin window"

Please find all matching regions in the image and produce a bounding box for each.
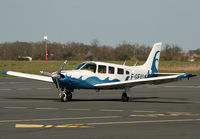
[98,65,107,74]
[117,68,124,75]
[126,70,130,75]
[108,66,114,74]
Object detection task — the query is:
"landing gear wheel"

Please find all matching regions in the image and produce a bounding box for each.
[66,92,72,101]
[61,94,67,102]
[121,92,129,102]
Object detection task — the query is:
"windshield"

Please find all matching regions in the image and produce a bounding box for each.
[74,62,86,70]
[81,62,97,73]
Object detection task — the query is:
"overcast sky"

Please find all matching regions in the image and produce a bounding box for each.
[0,0,199,51]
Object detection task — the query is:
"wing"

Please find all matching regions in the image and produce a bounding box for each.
[2,71,53,83]
[94,73,196,89]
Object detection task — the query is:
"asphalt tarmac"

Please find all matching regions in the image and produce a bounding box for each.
[0,77,200,139]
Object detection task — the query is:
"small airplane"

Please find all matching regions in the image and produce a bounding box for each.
[1,42,196,102]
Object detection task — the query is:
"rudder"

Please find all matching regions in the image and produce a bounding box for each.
[143,42,162,73]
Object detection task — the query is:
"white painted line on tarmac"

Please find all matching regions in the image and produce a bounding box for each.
[16,88,31,90]
[0,89,12,91]
[4,107,27,109]
[164,85,200,88]
[183,86,196,88]
[132,110,156,113]
[66,109,90,111]
[35,108,59,110]
[100,109,124,112]
[167,112,191,114]
[36,88,51,90]
[164,86,177,88]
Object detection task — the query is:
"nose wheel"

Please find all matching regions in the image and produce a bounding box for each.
[66,92,72,101]
[61,92,72,102]
[61,93,67,102]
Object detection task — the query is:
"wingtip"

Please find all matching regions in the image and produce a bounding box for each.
[1,71,8,74]
[186,74,197,77]
[178,73,197,78]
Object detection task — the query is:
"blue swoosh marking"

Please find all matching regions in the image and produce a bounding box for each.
[151,51,160,73]
[59,76,120,89]
[1,71,8,74]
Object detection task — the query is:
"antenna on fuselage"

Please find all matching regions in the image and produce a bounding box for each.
[134,61,138,66]
[123,59,127,66]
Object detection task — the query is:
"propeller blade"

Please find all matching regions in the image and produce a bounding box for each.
[40,61,68,98]
[55,79,61,97]
[57,60,67,74]
[40,71,52,77]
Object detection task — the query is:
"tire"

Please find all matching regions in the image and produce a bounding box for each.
[121,93,129,102]
[61,94,67,102]
[66,92,72,101]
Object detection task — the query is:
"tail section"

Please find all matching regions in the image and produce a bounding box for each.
[143,42,162,73]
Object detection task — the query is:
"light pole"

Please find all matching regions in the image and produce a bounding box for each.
[44,33,48,62]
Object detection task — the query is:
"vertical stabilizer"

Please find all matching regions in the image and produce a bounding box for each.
[143,42,162,73]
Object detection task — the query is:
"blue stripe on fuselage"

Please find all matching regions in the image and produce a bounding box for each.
[59,75,120,89]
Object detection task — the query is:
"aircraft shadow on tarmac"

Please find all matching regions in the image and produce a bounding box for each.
[5,97,192,104]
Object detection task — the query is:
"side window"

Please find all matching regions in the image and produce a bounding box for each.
[126,70,130,75]
[98,65,107,74]
[117,68,124,75]
[108,66,114,74]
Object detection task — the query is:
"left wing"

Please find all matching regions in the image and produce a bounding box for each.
[2,71,53,82]
[94,73,196,89]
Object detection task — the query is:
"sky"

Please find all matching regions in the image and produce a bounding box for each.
[0,0,200,51]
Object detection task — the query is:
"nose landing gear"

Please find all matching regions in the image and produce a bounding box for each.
[60,91,72,102]
[61,93,67,102]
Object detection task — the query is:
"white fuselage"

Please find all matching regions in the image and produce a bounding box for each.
[61,61,150,84]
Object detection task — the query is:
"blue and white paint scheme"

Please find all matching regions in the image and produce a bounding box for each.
[1,42,196,102]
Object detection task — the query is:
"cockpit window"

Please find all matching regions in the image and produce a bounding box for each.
[81,63,97,73]
[74,62,86,70]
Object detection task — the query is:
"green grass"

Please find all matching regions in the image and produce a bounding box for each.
[158,61,200,75]
[0,60,200,78]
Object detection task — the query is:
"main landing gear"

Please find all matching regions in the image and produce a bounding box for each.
[121,87,131,102]
[61,91,72,102]
[121,92,129,102]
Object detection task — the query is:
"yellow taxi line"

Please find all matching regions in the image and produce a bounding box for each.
[15,118,200,128]
[0,116,121,123]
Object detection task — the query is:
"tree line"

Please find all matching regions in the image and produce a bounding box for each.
[0,41,199,61]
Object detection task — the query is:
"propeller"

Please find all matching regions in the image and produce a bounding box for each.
[40,60,67,96]
[57,60,67,74]
[40,60,67,78]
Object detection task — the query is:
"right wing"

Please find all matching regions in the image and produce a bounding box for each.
[2,71,53,83]
[94,73,196,89]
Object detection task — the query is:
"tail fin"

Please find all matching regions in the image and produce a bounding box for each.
[143,42,162,73]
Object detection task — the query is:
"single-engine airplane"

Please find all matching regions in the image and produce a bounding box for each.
[1,42,196,102]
